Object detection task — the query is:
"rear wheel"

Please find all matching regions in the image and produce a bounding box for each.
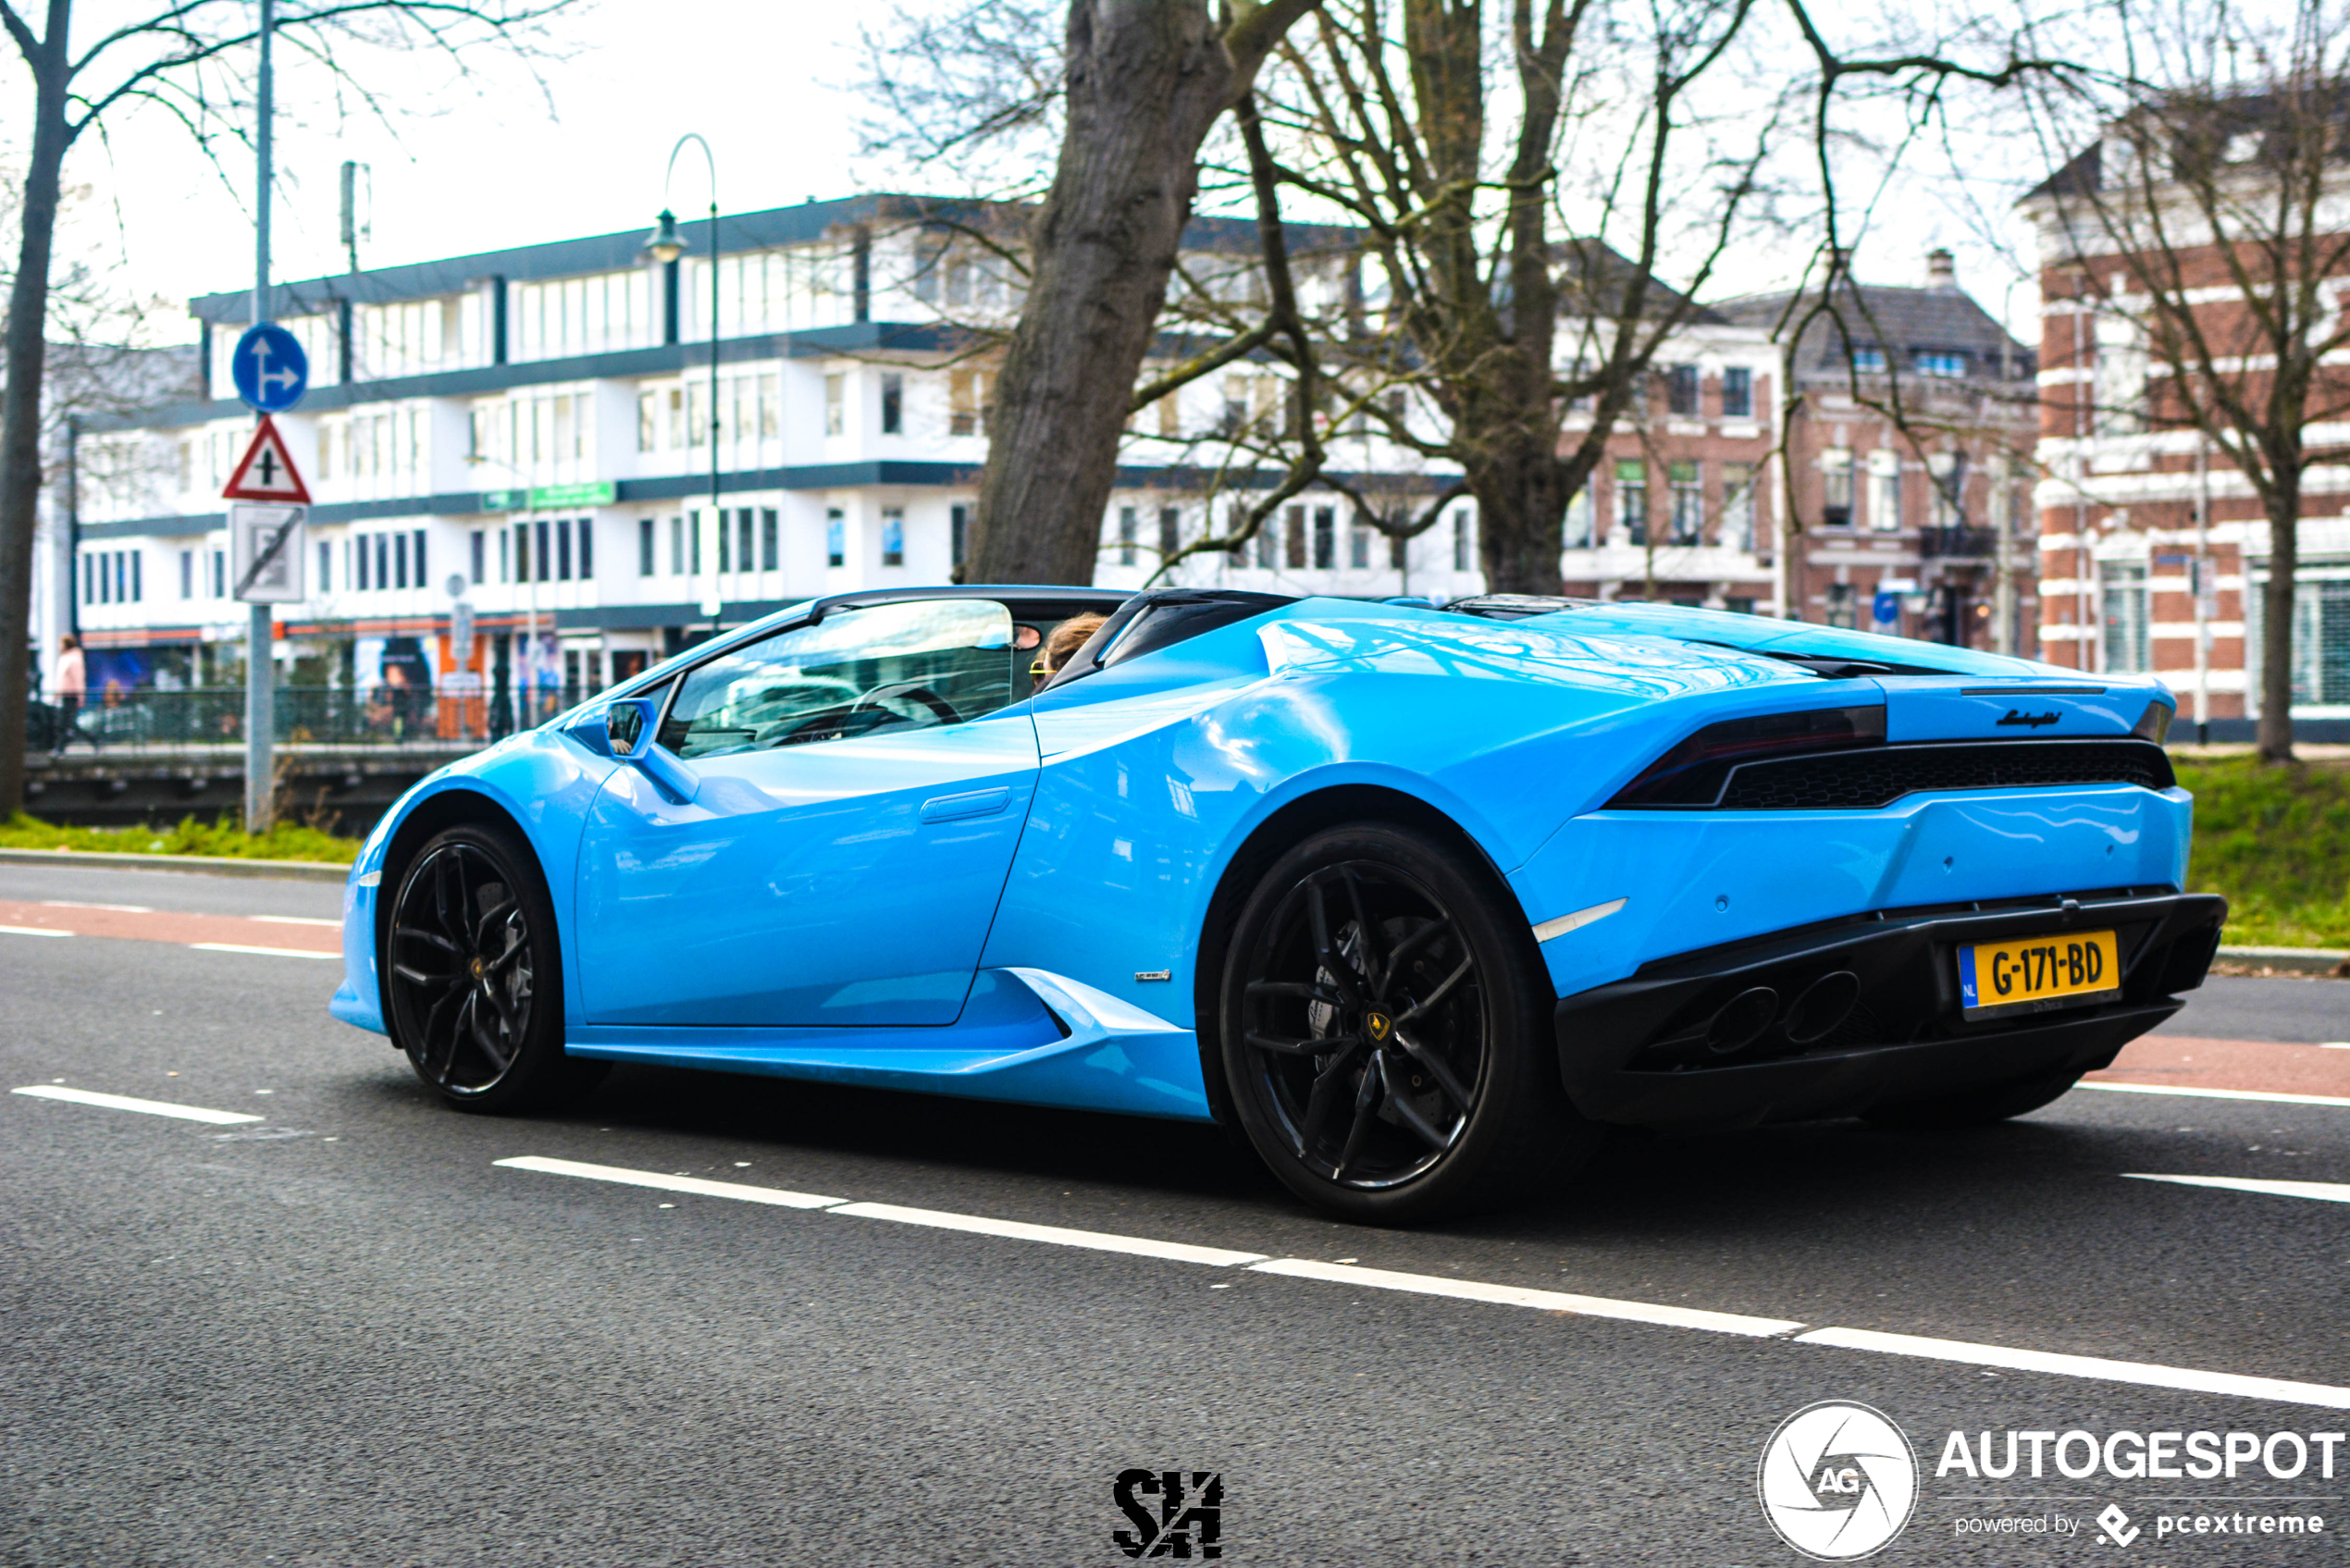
[385,821,602,1113]
[1863,1069,2081,1130]
[1218,822,1597,1223]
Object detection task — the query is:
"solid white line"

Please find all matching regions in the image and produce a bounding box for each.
[12,1084,263,1125]
[1794,1327,2350,1412]
[831,1201,1268,1267]
[2322,1043,2349,1051]
[493,1155,844,1208]
[2126,1172,2350,1204]
[2076,1080,2350,1108]
[41,900,151,913]
[187,942,340,960]
[1247,1257,1805,1337]
[0,924,70,938]
[249,915,343,928]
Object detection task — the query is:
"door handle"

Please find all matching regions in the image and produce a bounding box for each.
[919,786,1011,823]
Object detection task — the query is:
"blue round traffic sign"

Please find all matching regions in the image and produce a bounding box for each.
[230,323,309,413]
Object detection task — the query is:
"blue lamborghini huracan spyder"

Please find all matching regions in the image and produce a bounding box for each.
[332,587,2223,1221]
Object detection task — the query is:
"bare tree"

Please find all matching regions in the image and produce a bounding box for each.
[2017,0,2350,762]
[0,0,575,816]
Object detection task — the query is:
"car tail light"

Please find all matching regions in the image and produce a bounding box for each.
[1607,705,1886,808]
[2132,698,2175,744]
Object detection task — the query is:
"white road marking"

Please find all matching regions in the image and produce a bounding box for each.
[2076,1080,2350,1109]
[1793,1327,2350,1412]
[831,1200,1268,1267]
[491,1153,2350,1412]
[249,915,343,928]
[493,1155,843,1208]
[41,900,151,912]
[12,1084,263,1125]
[0,924,71,938]
[187,942,340,960]
[2323,1043,2349,1050]
[1247,1257,1803,1337]
[2126,1172,2350,1204]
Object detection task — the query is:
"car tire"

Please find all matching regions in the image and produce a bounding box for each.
[1862,1069,2082,1130]
[384,821,605,1114]
[1218,821,1600,1223]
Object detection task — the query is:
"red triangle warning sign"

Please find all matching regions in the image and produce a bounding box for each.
[222,414,311,503]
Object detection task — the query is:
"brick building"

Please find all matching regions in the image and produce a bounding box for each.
[1716,253,2040,651]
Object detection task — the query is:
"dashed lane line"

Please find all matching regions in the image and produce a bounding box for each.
[12,1084,263,1125]
[2077,1080,2350,1109]
[249,915,343,928]
[186,942,341,960]
[0,924,71,938]
[2127,1172,2350,1204]
[22,1088,2350,1412]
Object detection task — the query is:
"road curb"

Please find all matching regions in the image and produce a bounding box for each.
[0,846,351,883]
[2217,944,2350,977]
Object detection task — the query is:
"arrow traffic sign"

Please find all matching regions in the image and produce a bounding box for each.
[221,414,312,503]
[231,322,309,413]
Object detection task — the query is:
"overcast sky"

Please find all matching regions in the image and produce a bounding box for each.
[27,0,2038,348]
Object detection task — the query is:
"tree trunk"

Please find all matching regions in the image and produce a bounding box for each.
[2257,484,2298,764]
[1465,422,1569,596]
[0,11,72,818]
[970,1,1317,585]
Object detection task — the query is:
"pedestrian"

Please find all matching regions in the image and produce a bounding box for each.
[52,634,86,755]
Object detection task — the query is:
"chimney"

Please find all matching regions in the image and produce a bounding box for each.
[1926,248,1957,290]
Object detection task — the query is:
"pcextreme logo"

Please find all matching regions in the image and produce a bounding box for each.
[1758,1401,1921,1561]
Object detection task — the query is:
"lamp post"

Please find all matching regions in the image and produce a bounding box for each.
[643,135,722,622]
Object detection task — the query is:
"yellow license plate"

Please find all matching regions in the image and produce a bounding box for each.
[1958,930,2121,1019]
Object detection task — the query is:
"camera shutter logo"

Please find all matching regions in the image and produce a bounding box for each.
[1757,1401,1918,1560]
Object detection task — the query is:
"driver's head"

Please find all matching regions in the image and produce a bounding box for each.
[1031,613,1109,688]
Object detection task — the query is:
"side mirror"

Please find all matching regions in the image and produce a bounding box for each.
[596,695,697,802]
[604,697,656,758]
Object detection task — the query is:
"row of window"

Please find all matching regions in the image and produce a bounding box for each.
[1661,364,1756,418]
[1850,348,1972,378]
[1583,460,1760,549]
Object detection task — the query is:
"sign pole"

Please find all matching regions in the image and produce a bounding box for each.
[244,0,277,833]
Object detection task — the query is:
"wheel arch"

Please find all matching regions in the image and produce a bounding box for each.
[1189,783,1526,1129]
[374,785,540,991]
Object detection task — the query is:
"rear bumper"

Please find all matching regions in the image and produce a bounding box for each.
[1553,888,2225,1127]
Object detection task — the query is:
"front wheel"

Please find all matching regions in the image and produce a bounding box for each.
[384,821,602,1113]
[1218,822,1598,1224]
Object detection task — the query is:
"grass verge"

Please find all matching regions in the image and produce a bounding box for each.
[2174,757,2350,949]
[0,811,362,865]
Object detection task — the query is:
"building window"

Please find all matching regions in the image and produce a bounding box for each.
[1453,508,1473,572]
[1312,507,1335,570]
[1826,581,1857,629]
[534,519,550,582]
[212,549,227,598]
[638,517,656,577]
[759,375,779,438]
[1666,364,1700,416]
[577,517,594,580]
[557,517,574,581]
[1928,451,1965,529]
[395,530,410,590]
[2100,562,2150,673]
[1668,461,1702,544]
[1614,459,1647,544]
[826,508,845,568]
[355,534,370,591]
[951,503,970,570]
[1821,448,1853,527]
[1722,462,1756,551]
[1722,366,1753,418]
[1565,488,1593,549]
[689,512,702,574]
[1914,351,1967,377]
[1158,506,1180,561]
[761,509,779,572]
[881,508,905,567]
[1867,450,1901,533]
[1851,347,1886,374]
[1349,515,1371,570]
[179,549,195,599]
[1118,506,1138,567]
[414,529,427,587]
[317,540,331,593]
[948,369,991,438]
[1254,512,1277,569]
[737,509,755,574]
[1283,505,1307,570]
[880,373,903,435]
[637,389,658,452]
[668,516,685,575]
[1725,596,1756,614]
[470,529,486,586]
[824,373,846,437]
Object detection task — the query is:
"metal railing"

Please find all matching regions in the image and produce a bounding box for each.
[26,685,585,756]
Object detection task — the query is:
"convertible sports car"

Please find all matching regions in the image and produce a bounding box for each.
[332,586,2223,1221]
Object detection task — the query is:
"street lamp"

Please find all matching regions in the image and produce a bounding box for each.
[643,134,721,621]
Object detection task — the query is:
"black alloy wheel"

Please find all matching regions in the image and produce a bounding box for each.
[386,822,597,1112]
[1220,822,1598,1222]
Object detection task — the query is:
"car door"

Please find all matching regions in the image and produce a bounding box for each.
[575,597,1039,1028]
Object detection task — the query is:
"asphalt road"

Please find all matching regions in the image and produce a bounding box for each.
[4,864,2348,1566]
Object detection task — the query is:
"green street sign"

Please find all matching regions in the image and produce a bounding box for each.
[482,480,620,512]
